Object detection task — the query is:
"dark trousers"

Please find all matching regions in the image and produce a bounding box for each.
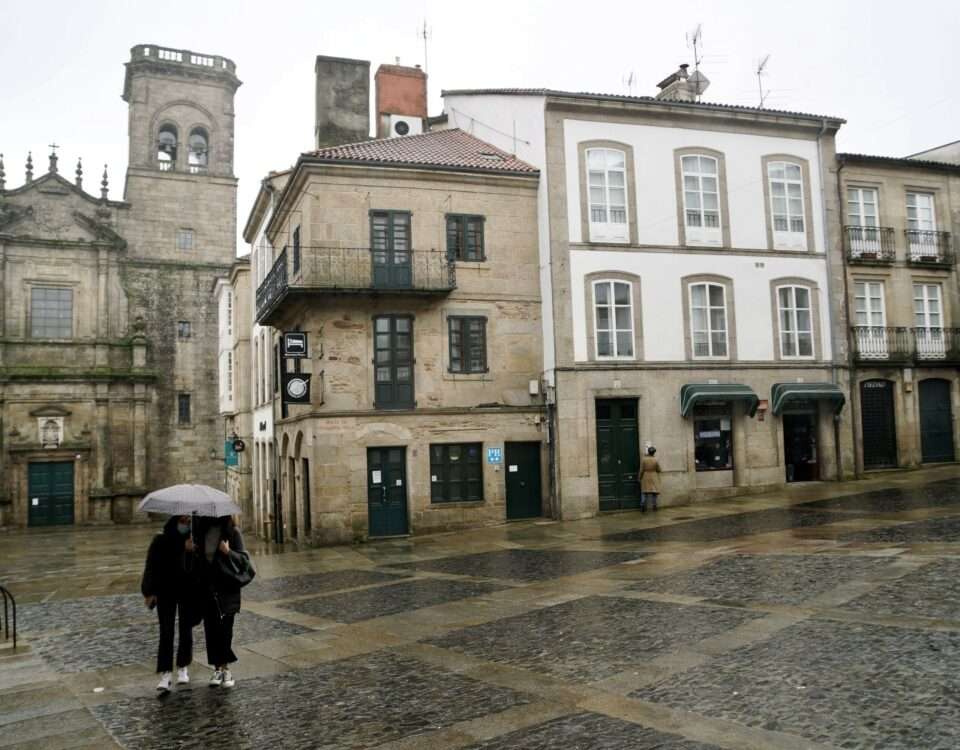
[156,594,193,673]
[203,596,237,667]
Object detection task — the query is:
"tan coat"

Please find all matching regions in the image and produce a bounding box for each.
[639,456,662,493]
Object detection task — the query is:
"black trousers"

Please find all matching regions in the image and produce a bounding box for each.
[203,596,237,667]
[156,594,193,673]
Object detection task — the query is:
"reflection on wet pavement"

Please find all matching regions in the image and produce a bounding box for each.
[4,467,960,749]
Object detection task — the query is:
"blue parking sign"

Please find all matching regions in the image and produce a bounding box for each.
[486,447,502,464]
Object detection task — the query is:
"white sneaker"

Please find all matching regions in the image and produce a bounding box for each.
[177,667,189,685]
[221,669,235,689]
[156,672,173,692]
[208,669,223,687]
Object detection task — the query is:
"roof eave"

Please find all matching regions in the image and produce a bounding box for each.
[299,155,539,179]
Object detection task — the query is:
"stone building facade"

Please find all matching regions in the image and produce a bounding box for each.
[837,153,960,472]
[252,129,544,544]
[440,76,855,517]
[0,44,239,527]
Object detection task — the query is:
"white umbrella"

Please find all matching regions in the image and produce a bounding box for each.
[138,484,242,517]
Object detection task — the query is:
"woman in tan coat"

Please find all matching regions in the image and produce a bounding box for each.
[639,446,662,512]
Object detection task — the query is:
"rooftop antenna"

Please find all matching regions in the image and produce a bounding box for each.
[756,53,771,108]
[418,19,432,109]
[686,23,704,100]
[622,71,637,96]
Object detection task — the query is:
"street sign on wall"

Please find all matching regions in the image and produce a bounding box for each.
[282,332,308,358]
[486,447,503,464]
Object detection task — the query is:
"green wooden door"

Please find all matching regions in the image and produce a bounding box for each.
[367,447,409,537]
[861,380,897,469]
[28,461,75,526]
[920,378,954,463]
[505,442,542,520]
[373,315,415,409]
[371,211,412,289]
[596,399,641,511]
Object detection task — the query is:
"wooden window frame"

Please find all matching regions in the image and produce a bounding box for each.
[177,393,192,426]
[446,214,486,261]
[373,314,415,410]
[448,315,488,373]
[769,277,822,361]
[430,442,484,503]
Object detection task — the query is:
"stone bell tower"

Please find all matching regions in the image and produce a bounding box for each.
[116,45,242,490]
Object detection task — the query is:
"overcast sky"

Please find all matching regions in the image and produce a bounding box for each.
[2,0,957,254]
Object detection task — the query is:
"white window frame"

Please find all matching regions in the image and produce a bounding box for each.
[592,280,635,360]
[914,283,945,359]
[586,148,629,243]
[681,154,722,246]
[689,282,729,359]
[846,187,881,255]
[854,280,888,359]
[906,192,937,258]
[777,285,814,359]
[768,161,807,250]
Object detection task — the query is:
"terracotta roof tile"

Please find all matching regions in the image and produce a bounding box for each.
[303,129,538,175]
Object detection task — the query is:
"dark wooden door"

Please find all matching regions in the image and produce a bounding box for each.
[302,458,312,536]
[920,378,954,463]
[505,442,542,519]
[367,447,409,537]
[373,315,414,409]
[371,211,412,289]
[860,380,897,469]
[595,399,641,511]
[27,461,74,526]
[783,413,818,482]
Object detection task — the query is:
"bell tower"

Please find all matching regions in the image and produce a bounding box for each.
[121,44,242,264]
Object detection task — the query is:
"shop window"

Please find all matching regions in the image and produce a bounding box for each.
[430,443,483,502]
[694,405,733,471]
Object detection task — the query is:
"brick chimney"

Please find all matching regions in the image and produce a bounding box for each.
[375,61,427,138]
[314,55,370,149]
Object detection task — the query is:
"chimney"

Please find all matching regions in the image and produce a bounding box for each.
[655,63,708,102]
[314,55,370,149]
[375,62,427,138]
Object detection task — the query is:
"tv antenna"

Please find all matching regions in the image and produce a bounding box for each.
[756,54,771,108]
[418,20,431,75]
[622,71,637,96]
[686,23,707,101]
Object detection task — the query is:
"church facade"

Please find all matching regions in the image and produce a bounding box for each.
[0,44,240,527]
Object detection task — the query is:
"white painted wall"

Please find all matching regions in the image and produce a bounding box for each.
[441,93,556,381]
[563,119,826,253]
[570,249,833,362]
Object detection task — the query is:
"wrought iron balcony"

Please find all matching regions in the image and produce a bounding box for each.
[256,246,456,324]
[912,327,960,365]
[844,226,895,263]
[905,230,953,266]
[851,326,912,363]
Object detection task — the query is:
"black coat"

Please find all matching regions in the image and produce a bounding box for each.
[141,517,195,599]
[197,523,247,616]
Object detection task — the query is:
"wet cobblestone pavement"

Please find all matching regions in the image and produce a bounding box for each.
[630,554,893,605]
[3,465,960,749]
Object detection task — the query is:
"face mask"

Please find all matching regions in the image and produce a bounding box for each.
[177,523,191,535]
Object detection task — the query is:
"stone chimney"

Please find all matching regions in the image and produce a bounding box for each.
[314,55,370,149]
[655,64,708,102]
[375,62,427,138]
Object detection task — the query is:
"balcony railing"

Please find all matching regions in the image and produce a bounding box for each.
[906,230,953,266]
[912,327,960,364]
[851,326,912,362]
[844,226,896,263]
[256,246,456,323]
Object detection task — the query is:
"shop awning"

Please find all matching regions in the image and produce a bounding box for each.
[680,384,759,418]
[771,382,846,416]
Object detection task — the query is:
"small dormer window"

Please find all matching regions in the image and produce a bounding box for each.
[188,128,209,173]
[157,125,178,171]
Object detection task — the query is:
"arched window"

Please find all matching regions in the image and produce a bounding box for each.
[689,281,728,358]
[776,285,814,358]
[586,147,629,242]
[681,155,720,231]
[592,279,634,358]
[188,127,209,173]
[157,125,178,171]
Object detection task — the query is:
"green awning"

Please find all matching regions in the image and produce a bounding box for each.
[680,384,759,418]
[771,382,846,416]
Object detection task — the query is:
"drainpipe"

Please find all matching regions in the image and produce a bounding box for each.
[817,119,847,481]
[835,157,861,479]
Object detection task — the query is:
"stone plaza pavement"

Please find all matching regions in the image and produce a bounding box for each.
[2,467,960,749]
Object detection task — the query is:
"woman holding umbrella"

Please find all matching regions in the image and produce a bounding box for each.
[139,485,254,690]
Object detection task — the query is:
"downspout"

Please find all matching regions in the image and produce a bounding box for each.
[835,157,860,479]
[817,119,846,481]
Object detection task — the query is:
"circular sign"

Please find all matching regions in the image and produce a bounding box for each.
[286,377,308,400]
[232,439,246,453]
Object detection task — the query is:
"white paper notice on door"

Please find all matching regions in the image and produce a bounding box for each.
[395,479,403,486]
[371,471,382,484]
[508,465,519,473]
[32,497,39,506]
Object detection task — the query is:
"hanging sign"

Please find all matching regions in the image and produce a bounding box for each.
[282,332,308,358]
[224,440,239,467]
[282,372,311,404]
